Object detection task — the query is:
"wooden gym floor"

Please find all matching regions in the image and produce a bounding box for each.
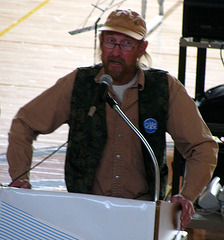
[1,0,224,239]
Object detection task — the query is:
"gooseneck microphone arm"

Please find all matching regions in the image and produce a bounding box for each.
[107,94,160,202]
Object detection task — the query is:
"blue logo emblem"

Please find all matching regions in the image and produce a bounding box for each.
[143,118,158,133]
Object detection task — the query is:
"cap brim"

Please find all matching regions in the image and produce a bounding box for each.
[99,26,144,40]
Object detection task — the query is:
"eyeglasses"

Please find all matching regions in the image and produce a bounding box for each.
[102,39,139,52]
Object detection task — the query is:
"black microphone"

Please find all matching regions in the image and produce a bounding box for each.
[88,74,113,117]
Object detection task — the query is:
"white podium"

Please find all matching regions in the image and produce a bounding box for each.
[0,188,186,240]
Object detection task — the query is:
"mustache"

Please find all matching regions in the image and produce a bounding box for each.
[108,56,125,64]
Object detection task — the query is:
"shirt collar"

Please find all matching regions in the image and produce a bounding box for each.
[95,66,145,90]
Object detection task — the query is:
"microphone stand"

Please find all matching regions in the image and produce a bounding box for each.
[106,94,160,202]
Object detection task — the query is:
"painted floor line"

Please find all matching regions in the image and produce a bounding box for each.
[0,0,50,37]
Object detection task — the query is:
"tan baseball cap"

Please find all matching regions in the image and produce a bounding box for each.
[99,9,147,40]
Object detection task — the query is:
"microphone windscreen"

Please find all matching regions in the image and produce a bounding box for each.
[100,74,113,87]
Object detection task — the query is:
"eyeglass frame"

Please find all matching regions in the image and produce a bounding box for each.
[101,34,144,52]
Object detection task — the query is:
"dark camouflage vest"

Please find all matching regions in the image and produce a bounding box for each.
[65,64,169,200]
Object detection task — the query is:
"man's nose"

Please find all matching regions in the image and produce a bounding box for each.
[111,44,122,56]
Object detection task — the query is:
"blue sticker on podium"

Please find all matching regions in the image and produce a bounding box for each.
[143,118,158,133]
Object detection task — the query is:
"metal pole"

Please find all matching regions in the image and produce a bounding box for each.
[141,0,147,19]
[158,0,165,15]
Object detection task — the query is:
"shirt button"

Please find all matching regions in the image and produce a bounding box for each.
[115,176,120,180]
[116,154,121,159]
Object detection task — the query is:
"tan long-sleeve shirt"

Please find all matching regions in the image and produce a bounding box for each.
[7,67,218,201]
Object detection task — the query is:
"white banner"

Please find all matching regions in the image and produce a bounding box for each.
[0,188,156,240]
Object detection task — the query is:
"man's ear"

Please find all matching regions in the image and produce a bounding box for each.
[138,41,148,58]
